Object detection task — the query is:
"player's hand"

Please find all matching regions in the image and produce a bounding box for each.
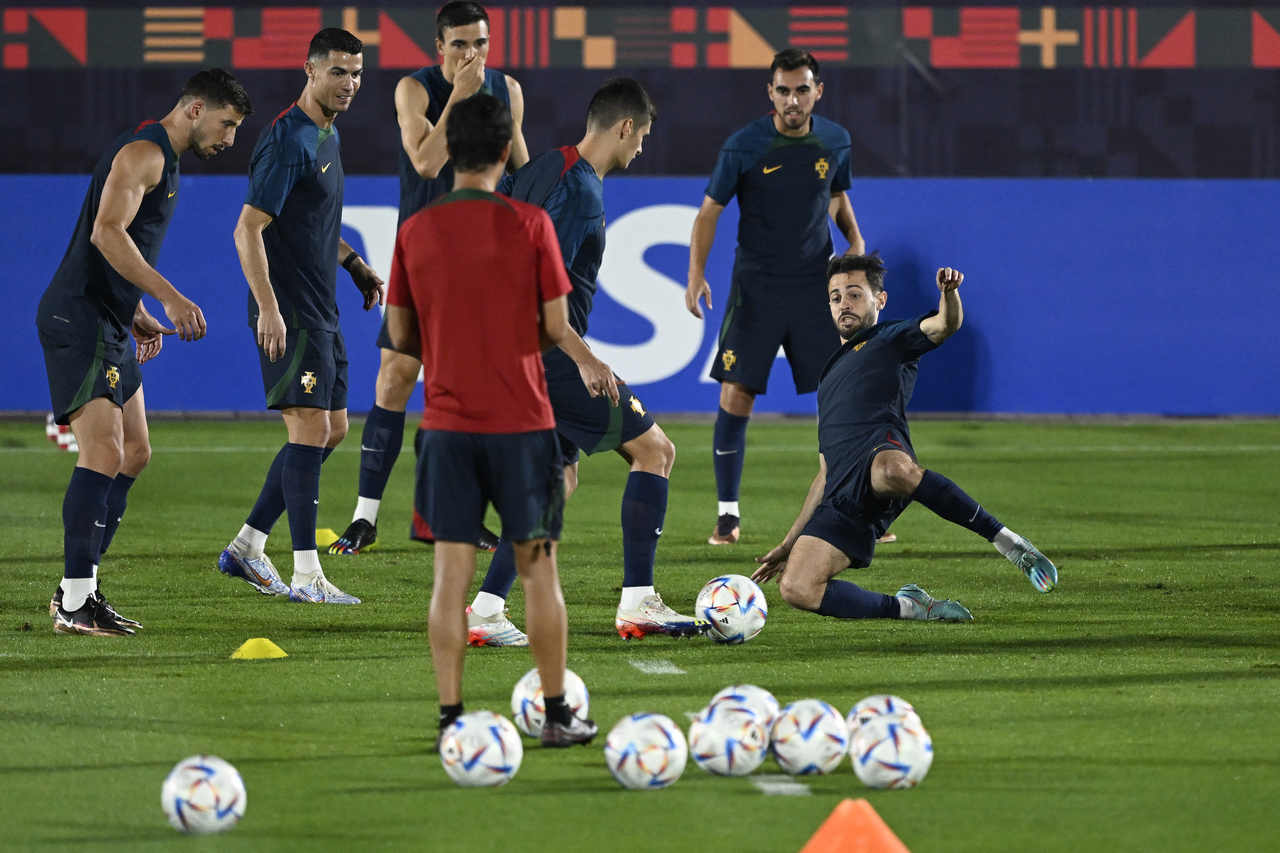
[257,309,287,363]
[161,293,207,342]
[685,275,712,319]
[577,355,620,406]
[131,305,174,364]
[751,542,791,584]
[349,259,385,311]
[453,54,486,99]
[936,267,964,293]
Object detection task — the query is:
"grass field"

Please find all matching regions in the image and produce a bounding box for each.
[2,416,1278,851]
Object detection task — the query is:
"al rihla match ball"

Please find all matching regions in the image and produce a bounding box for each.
[510,666,590,738]
[846,694,923,736]
[770,699,849,776]
[850,714,934,790]
[439,710,524,788]
[695,574,768,644]
[160,754,246,834]
[603,713,688,790]
[688,702,768,776]
[709,683,781,732]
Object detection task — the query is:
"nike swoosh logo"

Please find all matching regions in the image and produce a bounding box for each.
[93,521,106,528]
[313,499,320,505]
[167,190,176,198]
[714,449,738,456]
[321,162,332,173]
[762,165,782,174]
[655,528,663,536]
[360,446,377,452]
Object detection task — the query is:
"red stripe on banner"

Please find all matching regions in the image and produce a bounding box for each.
[524,9,535,69]
[539,8,548,67]
[1113,8,1123,66]
[791,36,849,47]
[1098,7,1108,67]
[1128,8,1137,66]
[1083,7,1093,66]
[487,7,504,66]
[809,50,848,61]
[507,7,518,67]
[789,7,848,16]
[790,21,848,32]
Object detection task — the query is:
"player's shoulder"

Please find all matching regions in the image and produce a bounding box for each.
[721,115,775,152]
[259,104,317,157]
[810,115,851,149]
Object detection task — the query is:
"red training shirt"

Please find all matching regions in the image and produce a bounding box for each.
[386,188,572,433]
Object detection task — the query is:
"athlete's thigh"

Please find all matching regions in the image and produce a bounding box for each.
[545,353,654,457]
[259,328,340,411]
[121,383,149,448]
[783,289,841,394]
[709,276,788,394]
[415,430,486,543]
[39,314,135,426]
[480,431,565,543]
[375,310,419,357]
[788,533,859,585]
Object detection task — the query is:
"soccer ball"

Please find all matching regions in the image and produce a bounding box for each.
[603,713,688,790]
[846,694,923,736]
[695,574,768,644]
[439,711,524,787]
[160,755,246,834]
[510,667,590,737]
[850,715,934,789]
[770,699,849,775]
[708,684,781,731]
[688,703,768,776]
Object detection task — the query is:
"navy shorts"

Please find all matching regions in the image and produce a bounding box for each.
[258,327,348,411]
[415,428,565,543]
[374,310,419,357]
[709,272,840,395]
[801,428,914,569]
[38,308,141,425]
[544,349,654,465]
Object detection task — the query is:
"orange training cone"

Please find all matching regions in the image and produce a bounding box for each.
[799,798,910,853]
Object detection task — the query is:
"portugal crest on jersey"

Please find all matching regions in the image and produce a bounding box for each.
[630,395,647,417]
[105,365,120,389]
[301,371,317,394]
[721,349,737,372]
[815,157,829,180]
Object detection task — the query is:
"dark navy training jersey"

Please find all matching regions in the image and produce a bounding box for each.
[42,120,179,343]
[398,65,509,225]
[245,103,344,332]
[706,114,852,282]
[817,313,938,498]
[499,146,604,337]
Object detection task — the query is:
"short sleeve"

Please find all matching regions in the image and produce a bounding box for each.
[889,313,940,361]
[245,135,309,217]
[496,172,514,196]
[830,143,852,194]
[704,145,746,205]
[533,210,573,303]
[386,228,413,310]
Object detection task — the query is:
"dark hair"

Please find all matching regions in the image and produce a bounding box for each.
[437,2,489,42]
[446,93,513,172]
[585,78,657,132]
[181,68,252,116]
[308,28,363,62]
[826,252,887,292]
[771,48,821,81]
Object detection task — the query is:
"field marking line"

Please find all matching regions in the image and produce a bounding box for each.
[627,658,686,675]
[751,774,811,796]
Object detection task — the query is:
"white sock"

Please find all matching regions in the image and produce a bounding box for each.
[354,497,380,525]
[896,594,925,621]
[619,585,656,610]
[292,550,322,586]
[235,524,269,555]
[92,564,98,581]
[470,591,506,618]
[60,577,96,612]
[992,527,1021,557]
[718,501,740,518]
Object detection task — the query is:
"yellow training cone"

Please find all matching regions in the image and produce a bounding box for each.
[231,638,288,660]
[316,528,339,548]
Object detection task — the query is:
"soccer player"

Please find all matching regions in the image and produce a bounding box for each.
[465,78,708,646]
[218,28,383,604]
[751,254,1059,622]
[328,0,528,555]
[386,93,596,747]
[37,69,252,635]
[685,48,869,547]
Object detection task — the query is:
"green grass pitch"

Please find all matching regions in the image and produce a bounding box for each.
[2,417,1278,851]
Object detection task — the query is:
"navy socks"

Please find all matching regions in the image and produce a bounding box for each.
[282,443,325,551]
[911,470,1003,541]
[358,405,405,501]
[816,579,900,619]
[98,473,135,560]
[621,471,667,588]
[478,539,518,599]
[246,443,334,534]
[62,467,112,580]
[712,407,748,503]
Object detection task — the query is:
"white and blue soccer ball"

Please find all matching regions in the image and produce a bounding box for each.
[510,667,590,738]
[688,703,769,776]
[439,710,524,787]
[695,574,768,644]
[709,684,781,732]
[603,713,688,790]
[846,694,923,737]
[160,754,246,834]
[770,699,849,775]
[850,715,934,789]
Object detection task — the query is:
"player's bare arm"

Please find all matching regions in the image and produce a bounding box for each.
[397,55,486,180]
[538,294,572,353]
[557,327,620,406]
[338,237,383,310]
[685,195,725,319]
[505,75,529,170]
[386,304,419,357]
[828,192,866,255]
[131,302,172,364]
[919,267,965,345]
[752,453,828,584]
[91,140,206,341]
[233,203,286,362]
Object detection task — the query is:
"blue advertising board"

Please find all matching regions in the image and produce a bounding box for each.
[6,175,1278,415]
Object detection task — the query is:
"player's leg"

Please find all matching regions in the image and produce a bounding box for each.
[870,449,1058,592]
[430,541,478,724]
[709,380,754,544]
[330,346,417,555]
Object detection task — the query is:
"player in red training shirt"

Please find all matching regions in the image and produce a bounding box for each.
[385,93,598,749]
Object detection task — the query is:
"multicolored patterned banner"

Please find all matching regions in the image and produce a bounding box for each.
[4,6,1280,70]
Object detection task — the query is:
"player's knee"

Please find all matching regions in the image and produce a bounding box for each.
[122,437,151,473]
[327,416,348,447]
[375,352,420,408]
[629,427,675,476]
[874,454,923,496]
[778,569,823,611]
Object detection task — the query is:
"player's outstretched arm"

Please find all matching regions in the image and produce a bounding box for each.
[91,140,206,341]
[338,238,383,310]
[505,76,530,171]
[752,454,828,584]
[234,203,287,362]
[685,195,725,319]
[919,266,965,345]
[828,192,866,256]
